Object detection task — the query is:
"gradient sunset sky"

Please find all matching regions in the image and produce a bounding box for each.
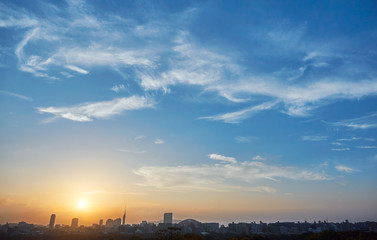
[1,0,377,226]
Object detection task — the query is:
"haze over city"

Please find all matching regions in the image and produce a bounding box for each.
[1,0,377,227]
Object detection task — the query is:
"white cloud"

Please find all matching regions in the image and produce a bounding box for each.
[208,154,237,164]
[0,90,33,101]
[154,139,165,144]
[252,155,266,161]
[331,147,350,151]
[56,46,155,68]
[0,3,39,28]
[342,123,377,129]
[338,137,375,142]
[303,52,318,61]
[301,135,328,141]
[64,65,88,74]
[133,159,329,191]
[200,101,278,123]
[335,165,358,173]
[5,1,377,123]
[209,78,377,118]
[118,149,146,154]
[333,113,377,130]
[234,136,256,143]
[137,31,240,94]
[357,146,377,149]
[135,135,144,140]
[317,162,329,168]
[37,95,154,122]
[110,84,126,93]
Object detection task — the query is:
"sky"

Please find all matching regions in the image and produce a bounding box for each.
[1,0,377,226]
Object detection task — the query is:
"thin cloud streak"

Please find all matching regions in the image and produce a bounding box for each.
[135,135,145,140]
[301,135,328,141]
[154,139,165,144]
[333,113,377,130]
[252,155,266,161]
[357,146,377,149]
[118,149,146,154]
[208,154,237,164]
[335,165,358,173]
[64,65,89,74]
[37,96,154,122]
[0,90,33,101]
[331,147,350,151]
[133,159,329,191]
[234,136,256,143]
[200,101,278,123]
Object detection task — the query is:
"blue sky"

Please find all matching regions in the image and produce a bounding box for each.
[1,0,377,224]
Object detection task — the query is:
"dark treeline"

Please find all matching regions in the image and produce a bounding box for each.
[1,231,377,240]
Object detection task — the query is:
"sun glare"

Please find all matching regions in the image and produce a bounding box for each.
[78,200,87,209]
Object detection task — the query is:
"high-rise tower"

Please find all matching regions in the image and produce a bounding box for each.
[122,208,126,225]
[164,213,172,225]
[49,214,56,229]
[71,218,79,228]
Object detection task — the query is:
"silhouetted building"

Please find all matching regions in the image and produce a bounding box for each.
[203,222,219,232]
[49,214,56,229]
[114,218,121,226]
[179,219,203,234]
[122,210,126,225]
[99,219,103,226]
[106,219,113,228]
[164,213,172,224]
[71,218,79,228]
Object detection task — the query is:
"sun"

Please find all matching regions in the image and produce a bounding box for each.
[77,200,87,209]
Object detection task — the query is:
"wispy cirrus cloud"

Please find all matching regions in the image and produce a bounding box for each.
[6,1,156,80]
[208,153,236,164]
[338,137,375,142]
[333,113,377,130]
[331,147,350,151]
[0,2,39,28]
[234,136,256,143]
[110,84,126,93]
[118,149,146,154]
[64,65,88,74]
[154,139,165,144]
[335,165,358,173]
[301,135,328,141]
[55,46,155,68]
[0,90,33,101]
[37,95,154,122]
[252,155,266,161]
[200,101,278,123]
[357,146,377,149]
[3,1,377,123]
[135,135,144,140]
[211,79,377,118]
[133,157,329,191]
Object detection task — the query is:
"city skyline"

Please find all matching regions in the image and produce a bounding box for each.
[3,212,376,237]
[1,0,377,226]
[3,211,372,227]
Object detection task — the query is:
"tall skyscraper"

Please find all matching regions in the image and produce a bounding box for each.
[49,214,56,229]
[99,219,103,226]
[122,208,126,225]
[164,213,173,225]
[71,218,79,228]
